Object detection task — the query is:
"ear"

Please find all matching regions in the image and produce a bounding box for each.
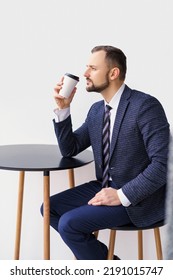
[109,67,120,80]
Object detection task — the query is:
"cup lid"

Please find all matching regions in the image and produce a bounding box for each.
[65,73,79,81]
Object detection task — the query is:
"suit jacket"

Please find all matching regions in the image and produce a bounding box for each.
[53,85,170,227]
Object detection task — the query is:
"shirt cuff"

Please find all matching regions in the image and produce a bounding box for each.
[54,107,70,122]
[117,189,131,207]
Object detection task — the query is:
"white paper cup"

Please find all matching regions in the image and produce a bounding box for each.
[59,73,79,98]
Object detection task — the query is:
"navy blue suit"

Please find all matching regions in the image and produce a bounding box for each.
[48,85,170,259]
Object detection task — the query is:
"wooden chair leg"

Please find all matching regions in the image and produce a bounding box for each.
[138,230,143,260]
[68,169,75,188]
[68,168,77,259]
[107,230,116,260]
[94,230,99,239]
[154,228,163,260]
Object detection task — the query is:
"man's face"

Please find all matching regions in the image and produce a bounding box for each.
[84,50,110,93]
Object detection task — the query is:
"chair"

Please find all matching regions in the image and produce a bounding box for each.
[107,220,164,260]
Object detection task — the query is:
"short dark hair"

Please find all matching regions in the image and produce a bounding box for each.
[91,45,127,80]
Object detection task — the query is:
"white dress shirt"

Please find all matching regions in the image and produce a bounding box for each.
[54,84,131,207]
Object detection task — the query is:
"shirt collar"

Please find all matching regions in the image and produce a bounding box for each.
[104,83,125,109]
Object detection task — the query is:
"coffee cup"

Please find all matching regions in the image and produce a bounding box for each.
[59,73,79,98]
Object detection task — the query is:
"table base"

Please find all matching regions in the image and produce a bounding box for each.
[14,169,75,260]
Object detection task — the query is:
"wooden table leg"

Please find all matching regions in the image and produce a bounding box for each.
[43,171,50,260]
[68,169,75,188]
[14,171,25,260]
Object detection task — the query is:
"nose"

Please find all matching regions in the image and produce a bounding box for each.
[84,68,90,78]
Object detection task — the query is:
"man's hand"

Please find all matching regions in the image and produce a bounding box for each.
[88,187,121,206]
[54,77,76,109]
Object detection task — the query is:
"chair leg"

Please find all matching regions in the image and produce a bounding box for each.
[138,230,143,260]
[68,169,75,188]
[107,230,116,260]
[154,228,163,260]
[94,231,99,239]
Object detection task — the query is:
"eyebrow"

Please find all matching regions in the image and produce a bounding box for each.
[86,64,97,68]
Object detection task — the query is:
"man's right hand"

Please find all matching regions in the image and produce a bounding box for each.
[54,77,77,109]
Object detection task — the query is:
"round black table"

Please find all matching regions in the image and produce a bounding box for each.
[0,144,94,260]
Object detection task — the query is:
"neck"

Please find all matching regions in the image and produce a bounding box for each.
[101,81,124,103]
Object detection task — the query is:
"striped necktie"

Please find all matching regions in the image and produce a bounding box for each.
[102,105,112,188]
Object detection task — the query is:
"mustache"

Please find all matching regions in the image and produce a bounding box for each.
[86,78,92,82]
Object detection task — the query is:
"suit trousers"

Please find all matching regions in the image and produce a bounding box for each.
[41,180,131,260]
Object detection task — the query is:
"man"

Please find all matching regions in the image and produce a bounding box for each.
[41,45,170,260]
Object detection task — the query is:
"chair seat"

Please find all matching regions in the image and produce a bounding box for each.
[110,220,165,231]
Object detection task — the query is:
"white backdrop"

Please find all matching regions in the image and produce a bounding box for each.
[0,0,172,260]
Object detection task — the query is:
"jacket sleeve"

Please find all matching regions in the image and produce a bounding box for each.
[53,115,91,157]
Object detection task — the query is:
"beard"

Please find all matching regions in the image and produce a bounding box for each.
[86,71,110,93]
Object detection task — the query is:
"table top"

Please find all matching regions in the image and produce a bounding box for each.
[0,144,94,171]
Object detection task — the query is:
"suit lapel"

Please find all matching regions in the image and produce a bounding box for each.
[110,86,131,158]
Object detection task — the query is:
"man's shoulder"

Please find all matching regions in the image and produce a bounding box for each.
[124,85,161,107]
[125,84,154,99]
[89,99,104,111]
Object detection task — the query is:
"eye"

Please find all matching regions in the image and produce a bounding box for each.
[91,66,97,70]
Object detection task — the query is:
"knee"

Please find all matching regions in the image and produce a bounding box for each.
[58,212,76,238]
[40,195,58,217]
[58,214,69,235]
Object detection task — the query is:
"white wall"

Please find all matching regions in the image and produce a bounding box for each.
[0,0,172,260]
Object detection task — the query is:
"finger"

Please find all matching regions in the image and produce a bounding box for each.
[88,196,101,205]
[54,85,63,93]
[88,199,102,206]
[88,197,96,205]
[90,201,102,206]
[56,77,64,85]
[54,93,65,100]
[54,78,64,92]
[88,198,93,205]
[60,76,64,82]
[68,88,76,101]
